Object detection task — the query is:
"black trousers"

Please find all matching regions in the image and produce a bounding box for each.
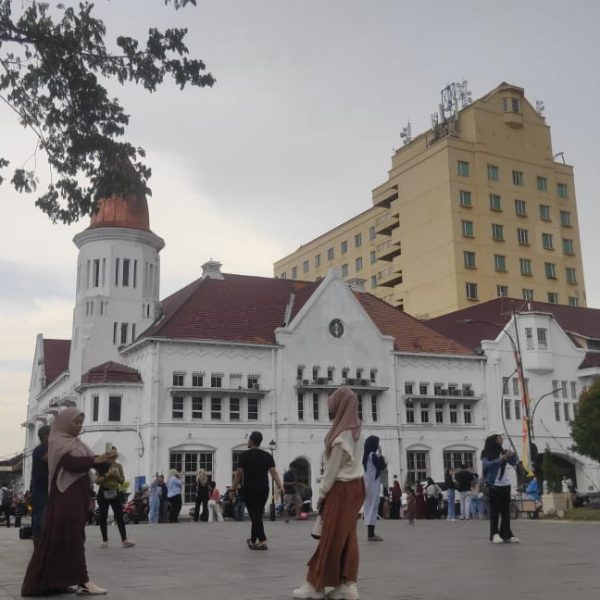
[0,504,10,527]
[98,489,128,542]
[488,485,513,541]
[169,494,182,522]
[244,488,269,543]
[194,488,209,522]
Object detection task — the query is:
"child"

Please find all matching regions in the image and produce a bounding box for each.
[405,486,416,525]
[208,481,224,523]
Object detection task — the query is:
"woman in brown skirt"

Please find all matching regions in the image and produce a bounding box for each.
[293,386,364,600]
[22,407,116,596]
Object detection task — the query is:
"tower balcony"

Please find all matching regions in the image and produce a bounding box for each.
[377,240,401,262]
[375,212,399,236]
[378,267,403,288]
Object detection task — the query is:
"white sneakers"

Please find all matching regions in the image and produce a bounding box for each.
[122,539,136,548]
[99,541,108,549]
[76,582,107,595]
[491,534,520,544]
[329,583,360,600]
[292,581,325,599]
[292,581,359,600]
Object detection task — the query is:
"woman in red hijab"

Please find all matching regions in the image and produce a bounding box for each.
[293,387,364,600]
[22,408,116,596]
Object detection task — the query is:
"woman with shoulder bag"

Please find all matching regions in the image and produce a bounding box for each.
[96,446,135,549]
[293,386,364,600]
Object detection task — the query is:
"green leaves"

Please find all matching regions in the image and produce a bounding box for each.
[1,0,214,224]
[570,378,600,464]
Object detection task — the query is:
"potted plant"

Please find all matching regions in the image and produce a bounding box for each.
[541,449,568,516]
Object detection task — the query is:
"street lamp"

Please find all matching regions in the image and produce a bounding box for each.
[268,439,277,521]
[458,316,535,476]
[530,388,563,441]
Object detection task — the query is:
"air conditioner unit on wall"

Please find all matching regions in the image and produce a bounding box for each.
[303,380,310,385]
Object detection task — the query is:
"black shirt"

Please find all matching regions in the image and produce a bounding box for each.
[454,469,474,492]
[283,470,296,495]
[30,443,49,501]
[238,448,275,493]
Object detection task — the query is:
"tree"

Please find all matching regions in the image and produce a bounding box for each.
[0,0,214,224]
[570,378,600,464]
[541,448,561,494]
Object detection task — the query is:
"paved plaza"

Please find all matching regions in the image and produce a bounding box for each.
[1,517,599,600]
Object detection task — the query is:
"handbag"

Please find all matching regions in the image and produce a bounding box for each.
[103,488,118,500]
[311,514,323,540]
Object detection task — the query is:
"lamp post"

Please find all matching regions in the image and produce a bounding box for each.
[530,388,563,441]
[268,439,277,521]
[458,316,534,476]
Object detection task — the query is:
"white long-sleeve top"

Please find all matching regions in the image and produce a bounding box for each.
[318,430,363,500]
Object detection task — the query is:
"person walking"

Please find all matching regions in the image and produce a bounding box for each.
[30,425,50,544]
[96,447,135,548]
[362,435,386,541]
[293,386,364,600]
[148,475,162,524]
[207,481,225,523]
[21,407,114,595]
[157,474,169,523]
[425,477,441,519]
[167,470,183,522]
[231,431,284,550]
[415,482,427,519]
[481,432,520,544]
[193,468,210,522]
[444,468,456,521]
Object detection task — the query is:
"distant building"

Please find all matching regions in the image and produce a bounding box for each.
[274,82,587,319]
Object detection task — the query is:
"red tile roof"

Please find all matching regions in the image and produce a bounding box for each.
[43,339,71,386]
[426,297,600,351]
[355,293,473,355]
[140,273,471,355]
[579,352,600,370]
[81,361,142,385]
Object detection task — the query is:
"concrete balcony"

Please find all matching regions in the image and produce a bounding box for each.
[377,241,401,262]
[378,267,403,287]
[375,212,399,236]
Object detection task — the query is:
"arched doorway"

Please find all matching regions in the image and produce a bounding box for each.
[550,453,577,489]
[291,457,311,487]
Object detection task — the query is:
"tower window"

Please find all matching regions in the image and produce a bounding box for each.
[115,258,120,286]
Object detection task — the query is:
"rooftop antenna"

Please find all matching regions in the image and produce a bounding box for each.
[400,120,412,145]
[535,99,545,116]
[457,79,472,108]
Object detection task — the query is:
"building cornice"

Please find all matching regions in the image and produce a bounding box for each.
[73,227,165,251]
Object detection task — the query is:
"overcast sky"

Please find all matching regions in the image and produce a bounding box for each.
[2,0,599,458]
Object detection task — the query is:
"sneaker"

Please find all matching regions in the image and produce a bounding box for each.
[508,536,520,543]
[328,582,360,600]
[491,534,503,544]
[99,541,108,549]
[368,534,383,542]
[292,581,325,599]
[76,582,107,595]
[122,539,136,548]
[253,541,268,550]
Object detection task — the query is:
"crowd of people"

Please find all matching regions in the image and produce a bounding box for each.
[14,386,544,598]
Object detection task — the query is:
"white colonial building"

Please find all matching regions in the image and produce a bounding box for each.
[23,194,600,502]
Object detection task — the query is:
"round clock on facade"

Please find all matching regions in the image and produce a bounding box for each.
[329,318,344,338]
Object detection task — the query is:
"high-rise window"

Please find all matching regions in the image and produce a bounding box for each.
[566,267,577,284]
[315,254,321,268]
[370,250,377,264]
[520,258,532,276]
[341,264,348,277]
[489,194,502,211]
[459,190,472,207]
[457,160,470,177]
[557,183,568,199]
[354,233,362,248]
[464,251,476,269]
[568,296,579,306]
[291,266,297,279]
[547,292,559,304]
[522,288,534,301]
[560,210,571,227]
[487,164,499,181]
[536,176,548,191]
[465,282,478,300]
[327,247,334,260]
[462,220,474,237]
[542,233,554,250]
[341,240,348,254]
[497,285,508,297]
[512,170,524,186]
[545,262,557,279]
[562,239,574,255]
[515,199,527,216]
[355,256,363,272]
[517,228,529,245]
[370,275,377,289]
[172,396,184,419]
[369,226,376,240]
[539,204,551,221]
[303,260,309,274]
[492,223,504,241]
[494,254,506,272]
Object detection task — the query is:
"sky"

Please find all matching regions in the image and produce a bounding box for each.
[2,0,600,458]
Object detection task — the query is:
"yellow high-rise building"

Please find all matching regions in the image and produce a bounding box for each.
[274,82,586,318]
